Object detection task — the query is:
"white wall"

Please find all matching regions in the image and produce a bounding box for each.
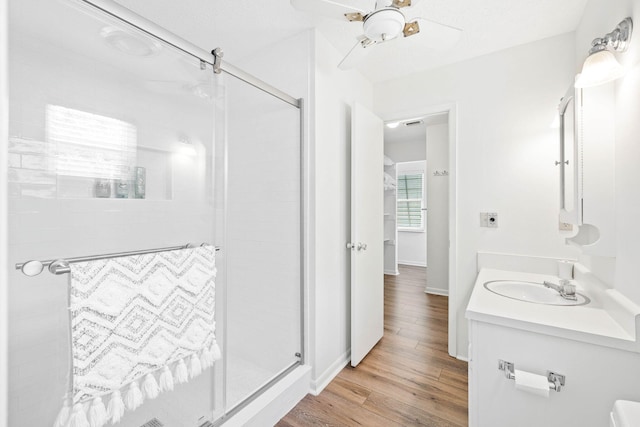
[310,30,373,392]
[426,124,449,295]
[396,161,427,267]
[575,0,640,305]
[374,33,579,358]
[385,138,426,163]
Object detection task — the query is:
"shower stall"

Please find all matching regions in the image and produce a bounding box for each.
[5,0,304,425]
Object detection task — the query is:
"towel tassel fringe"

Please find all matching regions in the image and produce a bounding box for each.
[87,396,107,427]
[159,366,174,392]
[67,403,90,427]
[190,353,202,378]
[142,373,160,400]
[107,390,125,424]
[175,358,189,384]
[125,382,144,411]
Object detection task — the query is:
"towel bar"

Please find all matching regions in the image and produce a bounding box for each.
[16,243,221,276]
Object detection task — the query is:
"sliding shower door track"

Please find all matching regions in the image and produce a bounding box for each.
[77,0,301,108]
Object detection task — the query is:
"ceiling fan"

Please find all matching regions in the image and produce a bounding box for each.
[290,0,462,69]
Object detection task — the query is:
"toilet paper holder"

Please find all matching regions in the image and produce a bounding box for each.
[498,359,566,392]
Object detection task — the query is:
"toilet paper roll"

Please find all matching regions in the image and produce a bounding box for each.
[514,369,550,398]
[558,260,574,280]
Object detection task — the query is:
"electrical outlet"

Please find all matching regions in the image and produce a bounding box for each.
[559,222,573,231]
[480,212,498,228]
[487,213,498,228]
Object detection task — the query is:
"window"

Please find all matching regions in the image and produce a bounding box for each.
[46,105,137,179]
[397,172,424,231]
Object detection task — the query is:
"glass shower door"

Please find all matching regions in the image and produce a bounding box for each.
[8,0,222,425]
[221,74,303,413]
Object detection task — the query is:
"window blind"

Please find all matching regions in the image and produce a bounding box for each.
[397,173,424,230]
[46,105,137,180]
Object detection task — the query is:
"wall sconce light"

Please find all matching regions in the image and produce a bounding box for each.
[575,17,633,88]
[177,136,197,156]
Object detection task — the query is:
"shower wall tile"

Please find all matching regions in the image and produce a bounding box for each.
[8,183,20,198]
[21,153,54,170]
[8,136,48,155]
[8,153,21,168]
[8,168,56,185]
[20,184,57,199]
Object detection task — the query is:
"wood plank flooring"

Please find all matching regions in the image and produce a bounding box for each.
[278,265,469,426]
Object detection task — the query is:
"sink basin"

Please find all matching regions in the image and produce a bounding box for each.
[483,280,590,306]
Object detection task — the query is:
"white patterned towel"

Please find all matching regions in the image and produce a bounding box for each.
[54,245,220,427]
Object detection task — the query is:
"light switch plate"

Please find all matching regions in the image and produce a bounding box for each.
[480,212,498,228]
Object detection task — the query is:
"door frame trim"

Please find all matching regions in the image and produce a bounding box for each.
[382,102,458,358]
[0,0,8,424]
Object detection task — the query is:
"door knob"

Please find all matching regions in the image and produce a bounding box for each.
[346,242,355,250]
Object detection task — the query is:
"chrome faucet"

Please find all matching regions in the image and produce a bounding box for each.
[543,279,577,300]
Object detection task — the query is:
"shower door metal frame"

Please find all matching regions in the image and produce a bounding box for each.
[72,0,306,424]
[0,1,9,426]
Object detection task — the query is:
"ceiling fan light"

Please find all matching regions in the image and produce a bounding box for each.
[392,0,411,8]
[363,8,405,42]
[403,21,420,37]
[345,12,364,22]
[575,49,625,88]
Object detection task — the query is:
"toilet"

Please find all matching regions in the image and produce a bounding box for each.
[610,401,640,427]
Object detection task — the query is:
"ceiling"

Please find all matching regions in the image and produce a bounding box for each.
[113,0,588,83]
[384,112,447,144]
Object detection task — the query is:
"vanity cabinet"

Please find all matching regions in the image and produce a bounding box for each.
[468,320,640,427]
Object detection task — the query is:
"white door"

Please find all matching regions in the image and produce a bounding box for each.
[350,102,384,367]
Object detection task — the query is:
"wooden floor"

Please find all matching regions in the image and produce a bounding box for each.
[278,265,468,426]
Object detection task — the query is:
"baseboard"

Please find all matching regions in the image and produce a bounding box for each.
[384,269,399,275]
[398,261,427,267]
[425,286,448,296]
[223,365,311,427]
[456,355,469,363]
[310,350,350,396]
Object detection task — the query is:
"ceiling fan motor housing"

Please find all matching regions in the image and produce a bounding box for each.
[363,8,405,42]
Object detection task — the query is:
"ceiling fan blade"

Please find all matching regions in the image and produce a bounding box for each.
[403,21,420,37]
[392,0,411,8]
[290,0,368,20]
[338,38,376,70]
[413,18,462,49]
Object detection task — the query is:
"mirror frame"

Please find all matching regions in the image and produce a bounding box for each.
[558,84,583,225]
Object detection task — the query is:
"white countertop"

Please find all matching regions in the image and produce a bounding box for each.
[466,268,640,352]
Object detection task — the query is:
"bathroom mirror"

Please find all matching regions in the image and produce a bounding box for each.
[557,84,582,225]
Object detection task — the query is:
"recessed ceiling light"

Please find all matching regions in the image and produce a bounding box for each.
[386,122,400,128]
[100,26,162,57]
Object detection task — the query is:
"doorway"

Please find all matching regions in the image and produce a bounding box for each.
[382,107,456,356]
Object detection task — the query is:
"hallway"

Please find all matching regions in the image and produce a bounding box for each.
[278,265,469,426]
